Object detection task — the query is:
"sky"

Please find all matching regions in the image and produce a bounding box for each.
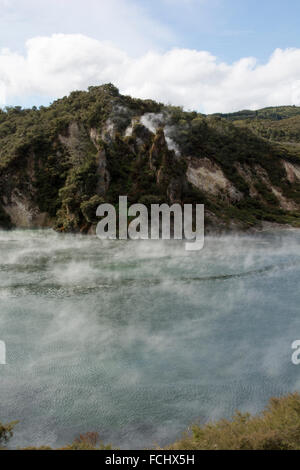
[1,0,300,113]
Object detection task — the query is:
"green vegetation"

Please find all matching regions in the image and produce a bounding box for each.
[0,85,299,232]
[3,394,300,450]
[169,393,300,450]
[214,105,300,122]
[22,433,112,451]
[219,105,300,159]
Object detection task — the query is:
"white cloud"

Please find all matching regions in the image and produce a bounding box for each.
[0,0,175,56]
[1,33,300,113]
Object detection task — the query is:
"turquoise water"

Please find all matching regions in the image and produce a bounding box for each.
[0,229,300,449]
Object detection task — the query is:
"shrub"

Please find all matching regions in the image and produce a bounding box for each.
[168,393,300,450]
[60,433,112,451]
[0,421,18,449]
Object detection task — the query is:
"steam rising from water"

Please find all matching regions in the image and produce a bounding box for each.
[0,229,300,449]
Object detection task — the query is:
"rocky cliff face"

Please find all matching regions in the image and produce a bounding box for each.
[0,84,299,233]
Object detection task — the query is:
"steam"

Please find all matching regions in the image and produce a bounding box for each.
[140,113,164,134]
[140,113,181,157]
[103,104,132,140]
[125,124,133,137]
[0,229,300,449]
[101,118,115,140]
[124,112,181,157]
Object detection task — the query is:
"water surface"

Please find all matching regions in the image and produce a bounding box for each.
[0,229,300,449]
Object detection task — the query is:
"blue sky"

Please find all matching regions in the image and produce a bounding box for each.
[1,0,300,112]
[2,0,300,61]
[140,0,300,62]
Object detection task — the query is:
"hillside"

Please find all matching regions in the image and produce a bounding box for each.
[0,84,300,233]
[217,106,300,155]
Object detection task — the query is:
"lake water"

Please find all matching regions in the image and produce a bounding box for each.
[0,229,300,449]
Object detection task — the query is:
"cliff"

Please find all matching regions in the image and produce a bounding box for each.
[0,84,299,233]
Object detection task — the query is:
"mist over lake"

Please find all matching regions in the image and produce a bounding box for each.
[0,229,300,449]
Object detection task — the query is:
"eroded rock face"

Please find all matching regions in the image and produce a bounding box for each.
[90,128,101,147]
[3,189,51,228]
[167,178,182,205]
[235,161,300,211]
[270,187,298,211]
[101,119,116,143]
[90,129,110,195]
[254,164,299,211]
[149,129,184,203]
[186,157,243,203]
[282,160,300,183]
[0,148,53,229]
[235,162,259,198]
[149,129,167,173]
[96,149,110,195]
